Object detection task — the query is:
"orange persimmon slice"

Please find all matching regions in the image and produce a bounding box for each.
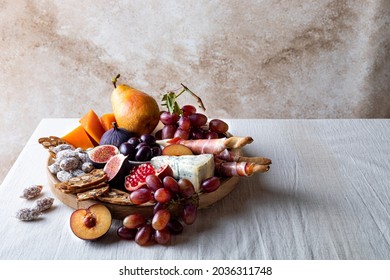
[79,109,106,144]
[61,125,95,150]
[100,113,116,131]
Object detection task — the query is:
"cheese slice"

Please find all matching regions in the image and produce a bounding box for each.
[151,154,214,192]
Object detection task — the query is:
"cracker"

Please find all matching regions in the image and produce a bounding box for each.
[54,169,107,192]
[65,182,108,194]
[76,185,110,201]
[97,188,133,205]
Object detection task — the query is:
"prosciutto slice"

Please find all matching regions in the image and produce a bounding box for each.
[159,136,254,155]
[214,160,270,177]
[216,149,272,165]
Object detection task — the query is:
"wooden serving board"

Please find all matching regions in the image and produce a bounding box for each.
[47,157,240,220]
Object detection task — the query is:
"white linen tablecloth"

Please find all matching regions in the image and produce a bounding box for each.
[0,119,389,260]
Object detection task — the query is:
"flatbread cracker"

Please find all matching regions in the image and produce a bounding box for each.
[76,185,110,201]
[97,188,133,205]
[65,181,108,194]
[54,169,107,193]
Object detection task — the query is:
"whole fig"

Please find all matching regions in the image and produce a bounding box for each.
[99,122,135,148]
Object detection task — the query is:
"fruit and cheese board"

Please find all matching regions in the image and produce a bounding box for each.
[37,76,271,245]
[46,155,241,219]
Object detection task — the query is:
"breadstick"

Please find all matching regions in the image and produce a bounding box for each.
[162,136,254,155]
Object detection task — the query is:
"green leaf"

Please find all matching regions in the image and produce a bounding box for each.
[161,91,182,115]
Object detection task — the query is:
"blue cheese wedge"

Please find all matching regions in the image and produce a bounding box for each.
[151,154,214,192]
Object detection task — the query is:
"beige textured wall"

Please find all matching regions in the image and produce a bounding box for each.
[0,0,389,184]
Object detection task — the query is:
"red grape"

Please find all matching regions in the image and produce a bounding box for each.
[160,111,179,125]
[209,119,229,133]
[163,176,180,193]
[117,226,137,240]
[201,176,221,193]
[152,209,171,230]
[174,128,190,140]
[123,213,146,229]
[154,228,171,245]
[154,188,172,204]
[130,188,153,205]
[189,113,208,127]
[178,178,195,198]
[145,174,163,192]
[181,105,196,116]
[162,124,177,139]
[135,225,153,246]
[182,203,197,225]
[178,116,191,131]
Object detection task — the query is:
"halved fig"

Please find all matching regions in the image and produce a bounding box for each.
[103,154,131,189]
[88,145,119,168]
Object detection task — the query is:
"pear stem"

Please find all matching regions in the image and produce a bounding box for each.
[112,74,121,88]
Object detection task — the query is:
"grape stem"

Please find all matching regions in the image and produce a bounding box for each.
[180,84,206,111]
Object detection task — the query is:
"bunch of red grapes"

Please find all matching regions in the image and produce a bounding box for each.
[117,172,221,246]
[156,105,229,140]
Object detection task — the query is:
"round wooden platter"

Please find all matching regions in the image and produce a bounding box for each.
[47,157,240,220]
